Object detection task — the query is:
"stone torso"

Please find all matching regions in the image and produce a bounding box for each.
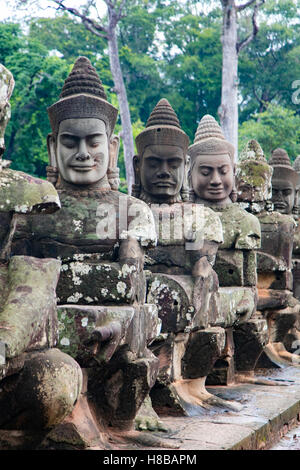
[13,189,156,260]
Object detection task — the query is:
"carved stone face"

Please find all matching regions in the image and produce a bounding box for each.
[272,179,295,215]
[140,144,185,201]
[236,161,272,203]
[191,153,234,205]
[56,118,109,185]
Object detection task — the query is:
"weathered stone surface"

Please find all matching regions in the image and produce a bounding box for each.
[88,349,159,430]
[233,318,269,372]
[146,274,195,332]
[13,190,156,259]
[212,204,261,251]
[266,307,300,343]
[257,212,295,271]
[57,260,144,306]
[57,305,134,365]
[182,327,226,379]
[257,270,293,291]
[218,287,257,328]
[0,168,60,215]
[0,348,82,430]
[270,148,298,216]
[206,327,235,385]
[214,250,244,286]
[0,256,60,366]
[215,250,257,288]
[293,259,300,301]
[57,303,160,366]
[257,288,293,311]
[236,140,273,205]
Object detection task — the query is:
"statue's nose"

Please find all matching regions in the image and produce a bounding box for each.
[76,153,91,161]
[211,170,222,185]
[75,139,91,161]
[157,162,171,178]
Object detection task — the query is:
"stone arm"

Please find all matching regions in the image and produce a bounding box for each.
[189,240,220,278]
[0,256,61,379]
[79,237,145,363]
[119,236,144,271]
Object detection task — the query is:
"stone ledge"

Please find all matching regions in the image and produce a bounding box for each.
[142,366,300,450]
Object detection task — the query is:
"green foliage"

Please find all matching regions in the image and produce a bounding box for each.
[159,9,222,140]
[239,104,300,161]
[239,0,300,121]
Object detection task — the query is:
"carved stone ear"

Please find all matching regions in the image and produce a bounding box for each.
[132,155,141,198]
[107,134,120,190]
[47,133,57,167]
[109,134,120,170]
[181,154,191,202]
[46,133,58,186]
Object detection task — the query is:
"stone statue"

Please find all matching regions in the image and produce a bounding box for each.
[292,156,300,219]
[0,64,82,449]
[12,57,161,448]
[269,148,298,216]
[236,140,300,368]
[134,99,242,414]
[189,116,265,386]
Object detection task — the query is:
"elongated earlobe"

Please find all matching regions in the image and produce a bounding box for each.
[132,155,141,198]
[108,134,120,190]
[46,133,58,186]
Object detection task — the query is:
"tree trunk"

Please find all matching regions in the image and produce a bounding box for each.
[218,0,239,162]
[107,26,135,194]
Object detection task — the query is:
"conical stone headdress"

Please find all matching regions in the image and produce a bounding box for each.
[188,115,235,162]
[236,139,273,203]
[48,56,118,137]
[269,148,298,187]
[135,99,189,157]
[294,155,300,173]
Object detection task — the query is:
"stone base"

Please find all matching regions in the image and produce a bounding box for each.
[233,319,269,372]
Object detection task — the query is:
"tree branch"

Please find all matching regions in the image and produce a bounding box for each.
[237,0,265,54]
[52,0,108,36]
[236,0,256,12]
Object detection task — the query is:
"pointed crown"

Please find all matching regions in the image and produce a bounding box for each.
[188,114,235,162]
[293,155,300,173]
[48,56,118,137]
[269,148,292,167]
[239,139,267,163]
[236,140,273,199]
[135,99,189,157]
[269,148,298,187]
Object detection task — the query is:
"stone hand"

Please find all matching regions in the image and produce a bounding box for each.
[83,321,122,363]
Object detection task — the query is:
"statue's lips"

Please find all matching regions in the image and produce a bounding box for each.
[207,188,224,194]
[274,202,286,208]
[153,182,175,187]
[70,165,96,172]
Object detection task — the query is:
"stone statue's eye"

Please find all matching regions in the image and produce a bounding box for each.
[90,140,100,148]
[283,189,292,196]
[169,159,181,169]
[147,158,159,168]
[220,167,228,175]
[61,138,77,149]
[200,168,210,176]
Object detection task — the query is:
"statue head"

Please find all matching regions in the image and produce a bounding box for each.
[188,115,236,206]
[47,57,119,190]
[269,148,298,215]
[0,64,14,164]
[293,155,300,218]
[236,139,273,211]
[133,99,190,204]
